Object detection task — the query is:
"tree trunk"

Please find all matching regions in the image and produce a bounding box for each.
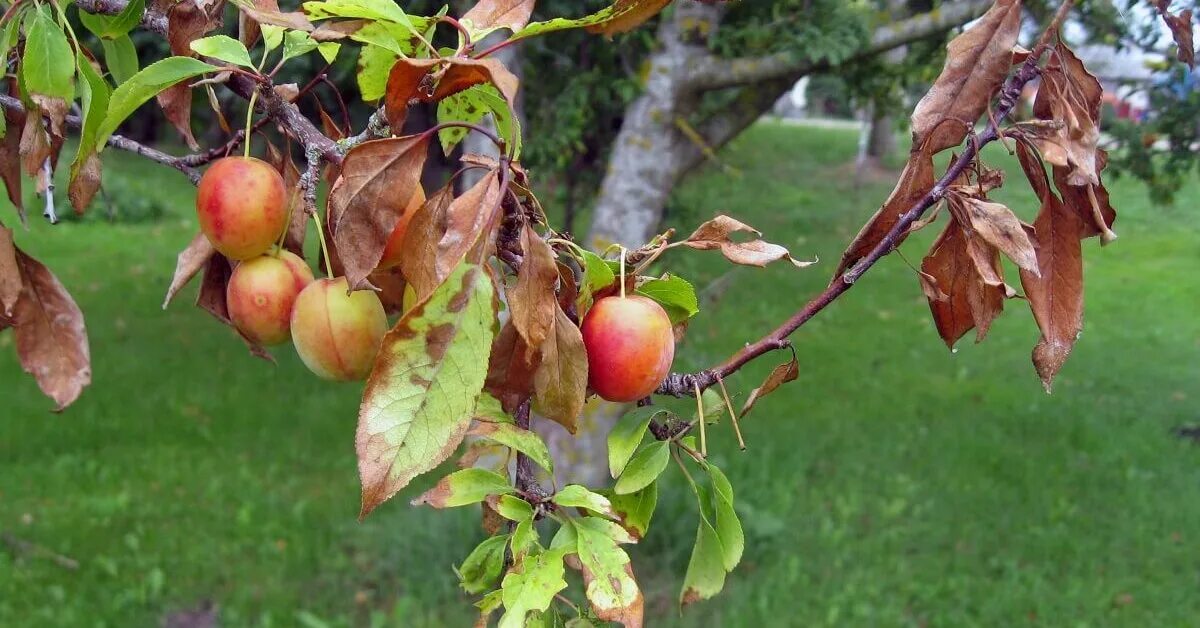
[868,109,897,161]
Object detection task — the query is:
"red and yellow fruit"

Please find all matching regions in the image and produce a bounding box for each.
[377,186,427,270]
[290,277,389,381]
[580,295,675,402]
[226,250,314,346]
[196,157,288,260]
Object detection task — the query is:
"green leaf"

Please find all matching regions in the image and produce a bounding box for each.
[549,520,577,552]
[472,83,522,159]
[601,483,657,540]
[477,589,504,613]
[282,30,319,62]
[576,250,615,311]
[21,7,75,101]
[70,52,111,181]
[99,36,139,85]
[303,0,416,30]
[496,494,534,522]
[357,263,497,517]
[636,275,699,324]
[474,392,513,423]
[680,517,725,606]
[607,407,664,479]
[317,41,341,63]
[349,21,417,57]
[355,43,396,101]
[510,517,539,558]
[411,468,513,508]
[97,56,217,150]
[435,83,521,158]
[511,0,667,41]
[459,534,509,594]
[552,485,616,519]
[614,441,669,495]
[77,0,144,38]
[574,516,635,545]
[190,35,255,69]
[261,25,284,52]
[707,465,743,571]
[471,422,553,474]
[574,518,643,626]
[499,549,567,628]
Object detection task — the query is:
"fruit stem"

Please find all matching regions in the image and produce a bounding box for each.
[693,380,707,458]
[619,246,626,299]
[243,87,260,159]
[311,211,334,278]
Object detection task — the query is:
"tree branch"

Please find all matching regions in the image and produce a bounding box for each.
[684,0,993,91]
[656,0,1075,398]
[0,93,204,183]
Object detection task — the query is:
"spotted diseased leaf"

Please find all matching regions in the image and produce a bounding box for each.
[357,263,496,519]
[162,234,215,309]
[952,196,1039,275]
[614,441,669,495]
[435,83,522,158]
[356,43,397,101]
[921,219,1006,349]
[600,483,656,540]
[680,516,725,606]
[514,0,671,40]
[836,150,936,279]
[485,321,542,414]
[10,248,90,411]
[69,54,111,215]
[235,0,313,42]
[0,225,21,316]
[573,518,644,627]
[607,407,663,479]
[1019,191,1084,392]
[159,0,217,150]
[740,353,798,419]
[1031,43,1103,188]
[509,224,558,355]
[532,306,587,433]
[384,57,440,131]
[707,465,743,572]
[499,549,568,628]
[461,0,536,36]
[412,467,514,508]
[329,135,430,290]
[910,0,1021,154]
[553,485,617,519]
[458,534,509,594]
[469,421,554,473]
[682,215,814,269]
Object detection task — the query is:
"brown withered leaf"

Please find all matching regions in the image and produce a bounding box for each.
[1032,43,1103,187]
[0,224,20,315]
[910,0,1021,154]
[265,142,306,256]
[30,95,68,138]
[921,220,1006,348]
[462,0,536,34]
[400,182,456,299]
[368,265,408,315]
[835,152,935,278]
[328,135,430,290]
[556,261,579,313]
[238,0,312,32]
[318,103,346,140]
[1019,191,1084,392]
[384,58,440,132]
[1015,138,1052,202]
[532,306,587,433]
[1159,7,1195,67]
[11,248,90,411]
[68,153,102,214]
[163,233,215,308]
[485,321,542,413]
[159,0,214,150]
[0,107,22,217]
[508,223,558,355]
[196,252,233,324]
[585,0,672,38]
[20,112,51,180]
[435,170,503,285]
[682,215,815,269]
[1053,165,1117,243]
[431,58,519,109]
[740,353,799,420]
[952,196,1039,275]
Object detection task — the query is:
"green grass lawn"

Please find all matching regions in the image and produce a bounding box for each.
[2,122,1198,627]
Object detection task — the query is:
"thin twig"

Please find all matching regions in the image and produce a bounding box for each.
[716,376,745,450]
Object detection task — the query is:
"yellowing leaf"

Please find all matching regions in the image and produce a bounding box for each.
[499,549,568,628]
[357,263,496,518]
[411,467,514,508]
[574,518,644,627]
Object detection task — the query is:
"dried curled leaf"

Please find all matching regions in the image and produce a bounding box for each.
[159,0,215,150]
[835,152,935,278]
[462,0,537,35]
[162,233,215,309]
[910,0,1021,153]
[384,58,440,132]
[740,353,798,419]
[1019,192,1084,392]
[485,321,542,414]
[921,220,1006,349]
[508,224,558,355]
[682,215,814,269]
[10,248,91,411]
[1154,4,1195,67]
[952,195,1039,275]
[1031,43,1103,187]
[357,263,495,519]
[0,225,20,316]
[1,107,24,214]
[532,306,587,434]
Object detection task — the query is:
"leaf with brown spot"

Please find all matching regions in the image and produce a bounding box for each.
[508,223,558,356]
[67,153,102,214]
[584,0,672,37]
[357,263,496,519]
[0,107,23,216]
[485,321,542,414]
[681,215,815,269]
[400,182,456,299]
[573,518,644,627]
[410,467,514,509]
[0,225,21,315]
[10,247,90,411]
[532,306,587,433]
[431,58,519,111]
[921,220,1006,349]
[1015,137,1052,202]
[163,233,215,309]
[462,0,536,34]
[835,152,935,278]
[159,0,214,150]
[384,58,440,131]
[910,0,1021,153]
[952,196,1039,274]
[328,135,430,290]
[740,353,798,420]
[1019,191,1084,392]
